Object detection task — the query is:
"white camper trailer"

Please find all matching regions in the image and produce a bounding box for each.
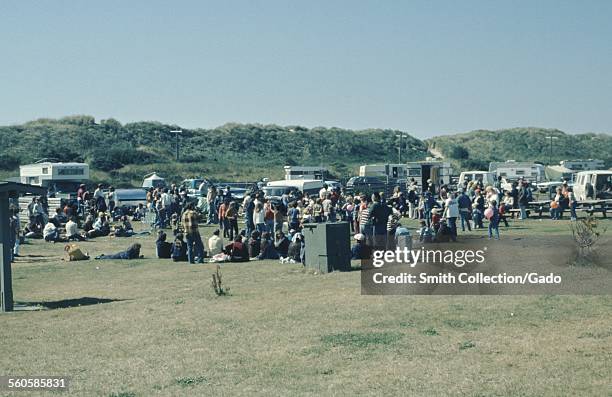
[19,161,89,197]
[359,164,407,178]
[284,166,327,180]
[489,161,545,183]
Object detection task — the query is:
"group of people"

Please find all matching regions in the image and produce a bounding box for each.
[10,172,569,266]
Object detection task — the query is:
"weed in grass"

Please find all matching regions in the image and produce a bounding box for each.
[398,321,415,328]
[109,392,136,397]
[175,376,208,387]
[211,265,230,296]
[443,319,483,331]
[321,331,403,348]
[422,327,439,336]
[578,330,612,339]
[175,299,185,305]
[459,341,476,350]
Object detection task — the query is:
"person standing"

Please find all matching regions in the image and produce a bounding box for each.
[182,203,205,263]
[444,193,459,241]
[369,192,388,250]
[206,185,217,224]
[488,200,501,240]
[457,189,472,232]
[518,182,529,220]
[107,187,116,216]
[253,202,266,234]
[225,202,239,240]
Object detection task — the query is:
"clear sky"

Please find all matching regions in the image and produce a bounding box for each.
[1,0,611,138]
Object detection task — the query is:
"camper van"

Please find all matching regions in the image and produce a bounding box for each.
[20,161,89,198]
[359,164,407,179]
[263,179,324,200]
[458,171,496,187]
[489,161,545,183]
[573,170,612,201]
[284,166,327,180]
[405,161,453,189]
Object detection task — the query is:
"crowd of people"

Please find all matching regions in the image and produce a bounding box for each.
[8,174,573,265]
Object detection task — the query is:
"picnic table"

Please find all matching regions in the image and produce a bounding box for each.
[527,199,610,218]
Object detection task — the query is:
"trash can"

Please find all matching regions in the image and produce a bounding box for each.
[302,222,351,273]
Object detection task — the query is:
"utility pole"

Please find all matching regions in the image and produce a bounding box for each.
[395,133,407,164]
[545,136,558,165]
[171,130,182,161]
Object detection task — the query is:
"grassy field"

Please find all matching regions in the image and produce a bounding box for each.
[1,217,611,396]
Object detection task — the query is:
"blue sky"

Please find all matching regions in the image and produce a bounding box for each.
[1,0,611,138]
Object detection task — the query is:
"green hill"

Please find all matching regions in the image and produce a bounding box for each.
[0,115,427,186]
[2,119,610,186]
[426,127,612,170]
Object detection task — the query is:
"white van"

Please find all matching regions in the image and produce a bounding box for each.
[458,171,496,187]
[264,179,324,200]
[573,170,612,201]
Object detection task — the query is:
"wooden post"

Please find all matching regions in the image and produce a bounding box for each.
[0,191,14,312]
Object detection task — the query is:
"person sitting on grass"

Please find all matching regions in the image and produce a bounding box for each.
[351,233,371,260]
[418,220,434,243]
[132,203,146,221]
[65,216,86,241]
[87,213,110,238]
[257,232,279,260]
[43,220,65,243]
[434,219,453,243]
[95,243,142,260]
[248,230,261,258]
[156,231,172,259]
[274,231,290,258]
[171,234,188,262]
[224,235,249,262]
[112,215,134,237]
[208,229,223,256]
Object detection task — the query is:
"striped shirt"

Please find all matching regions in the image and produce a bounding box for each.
[359,205,371,225]
[182,209,199,235]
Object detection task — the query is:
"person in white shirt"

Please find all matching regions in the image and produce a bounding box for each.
[43,222,60,242]
[208,229,223,256]
[65,217,86,241]
[253,203,266,233]
[443,193,460,241]
[318,185,328,200]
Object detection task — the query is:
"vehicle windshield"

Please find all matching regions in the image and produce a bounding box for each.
[264,187,290,197]
[51,181,82,193]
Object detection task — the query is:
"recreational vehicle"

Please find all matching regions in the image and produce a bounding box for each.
[458,171,496,187]
[360,161,453,190]
[284,166,327,180]
[560,159,605,171]
[405,161,453,189]
[573,170,612,201]
[488,161,545,183]
[19,161,89,198]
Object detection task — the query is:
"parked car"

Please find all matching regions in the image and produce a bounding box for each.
[345,176,389,196]
[114,189,148,213]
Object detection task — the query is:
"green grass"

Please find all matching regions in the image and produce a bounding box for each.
[1,218,611,396]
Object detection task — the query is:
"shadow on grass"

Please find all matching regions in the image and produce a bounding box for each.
[17,297,128,310]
